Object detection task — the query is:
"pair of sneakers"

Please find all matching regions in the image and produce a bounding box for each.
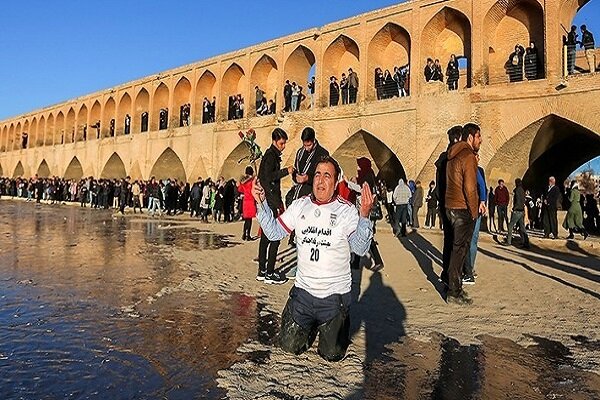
[256,270,288,284]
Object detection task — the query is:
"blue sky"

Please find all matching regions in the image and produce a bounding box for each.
[1,0,599,172]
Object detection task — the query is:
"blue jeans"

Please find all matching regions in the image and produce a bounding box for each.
[395,204,409,236]
[463,215,481,279]
[148,197,162,216]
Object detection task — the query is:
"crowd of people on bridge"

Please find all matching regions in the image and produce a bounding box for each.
[423,55,461,90]
[329,68,360,106]
[374,64,410,99]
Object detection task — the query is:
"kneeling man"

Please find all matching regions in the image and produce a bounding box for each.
[253,156,374,361]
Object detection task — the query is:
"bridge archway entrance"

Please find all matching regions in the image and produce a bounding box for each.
[195,71,217,124]
[150,148,186,182]
[219,142,256,180]
[173,77,192,127]
[422,7,472,88]
[487,114,600,196]
[331,130,406,188]
[134,88,150,133]
[100,153,127,179]
[250,55,278,115]
[37,160,51,178]
[221,63,247,121]
[322,35,360,106]
[64,157,84,180]
[284,45,316,111]
[13,161,24,178]
[368,23,411,101]
[484,0,545,84]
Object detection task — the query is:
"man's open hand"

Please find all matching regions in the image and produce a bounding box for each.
[359,183,375,218]
[252,177,266,203]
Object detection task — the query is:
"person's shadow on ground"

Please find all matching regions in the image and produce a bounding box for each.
[399,233,447,299]
[347,270,407,399]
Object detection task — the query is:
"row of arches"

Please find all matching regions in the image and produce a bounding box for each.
[7,113,599,201]
[0,0,588,153]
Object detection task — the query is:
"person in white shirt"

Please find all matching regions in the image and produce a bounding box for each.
[253,156,374,361]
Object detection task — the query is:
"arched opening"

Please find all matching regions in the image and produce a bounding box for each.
[37,117,45,147]
[484,0,545,84]
[13,161,24,178]
[284,45,316,111]
[0,162,3,175]
[64,156,84,180]
[37,159,51,178]
[1,126,7,152]
[560,0,592,35]
[8,124,15,151]
[54,112,64,145]
[221,63,247,121]
[422,7,472,88]
[368,23,411,100]
[22,120,30,149]
[322,35,360,106]
[89,101,101,139]
[45,115,54,146]
[15,122,22,150]
[151,83,170,131]
[76,104,88,141]
[219,142,256,180]
[331,130,406,187]
[173,77,192,127]
[100,153,127,179]
[195,70,217,124]
[250,55,279,115]
[103,97,116,138]
[560,0,595,74]
[150,148,187,181]
[65,108,76,144]
[117,93,132,136]
[134,88,150,133]
[487,114,600,196]
[29,118,37,149]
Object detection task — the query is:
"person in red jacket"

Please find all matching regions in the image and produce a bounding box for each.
[494,179,510,232]
[237,166,257,240]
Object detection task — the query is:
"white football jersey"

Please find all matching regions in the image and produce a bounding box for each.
[278,195,359,298]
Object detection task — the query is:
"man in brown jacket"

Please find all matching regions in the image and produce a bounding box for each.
[445,123,482,304]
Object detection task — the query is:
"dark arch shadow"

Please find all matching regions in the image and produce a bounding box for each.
[332,130,406,188]
[64,157,84,180]
[100,153,127,179]
[150,148,186,182]
[13,161,24,178]
[37,159,51,178]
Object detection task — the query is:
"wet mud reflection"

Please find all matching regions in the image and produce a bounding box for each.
[361,333,600,400]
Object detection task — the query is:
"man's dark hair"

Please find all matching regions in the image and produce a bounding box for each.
[515,178,522,187]
[316,156,341,181]
[301,127,316,142]
[581,24,587,31]
[272,128,288,141]
[461,123,481,141]
[498,179,505,184]
[447,125,462,144]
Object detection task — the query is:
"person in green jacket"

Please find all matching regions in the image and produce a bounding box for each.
[563,181,588,240]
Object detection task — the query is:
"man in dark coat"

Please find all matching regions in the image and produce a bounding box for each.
[257,128,293,284]
[283,80,292,112]
[119,176,131,214]
[435,125,462,286]
[542,176,560,239]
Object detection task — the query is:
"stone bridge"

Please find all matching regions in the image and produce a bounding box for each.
[1,0,598,193]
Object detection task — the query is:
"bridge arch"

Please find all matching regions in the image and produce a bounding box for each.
[151,82,170,131]
[173,77,192,127]
[331,129,407,187]
[422,6,472,88]
[13,161,24,178]
[103,97,116,138]
[219,141,256,180]
[368,22,411,101]
[64,156,84,180]
[100,152,127,179]
[194,70,217,123]
[150,147,186,181]
[484,0,545,84]
[66,108,76,143]
[284,45,316,110]
[221,63,247,120]
[29,118,37,149]
[487,114,600,195]
[250,55,279,114]
[89,101,101,139]
[117,93,132,136]
[0,162,3,176]
[76,104,88,141]
[15,122,22,150]
[46,114,55,146]
[36,117,45,147]
[37,159,51,178]
[134,88,150,133]
[23,120,30,148]
[560,0,591,32]
[1,125,7,152]
[8,123,15,151]
[322,34,360,105]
